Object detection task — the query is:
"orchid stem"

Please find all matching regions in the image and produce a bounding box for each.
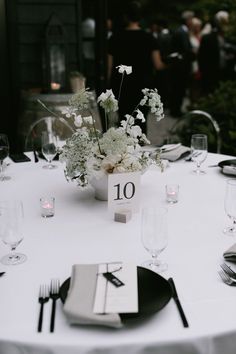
[89,109,102,155]
[131,103,140,116]
[37,99,60,118]
[105,112,108,132]
[117,73,124,102]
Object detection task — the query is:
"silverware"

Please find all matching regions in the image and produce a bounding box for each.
[208,164,219,168]
[38,284,49,332]
[49,279,60,333]
[184,151,201,161]
[33,150,39,163]
[218,270,236,285]
[168,277,189,328]
[220,263,236,279]
[0,272,5,277]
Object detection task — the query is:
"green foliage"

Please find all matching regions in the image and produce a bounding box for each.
[194,81,236,155]
[169,113,218,153]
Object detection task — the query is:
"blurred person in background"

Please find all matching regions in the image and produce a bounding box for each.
[198,11,236,95]
[107,0,164,134]
[169,10,195,117]
[189,17,203,103]
[155,19,172,108]
[146,18,159,39]
[82,15,95,88]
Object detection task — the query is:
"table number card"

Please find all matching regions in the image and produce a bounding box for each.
[108,172,141,212]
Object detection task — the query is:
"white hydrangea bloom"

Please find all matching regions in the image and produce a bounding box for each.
[69,88,93,110]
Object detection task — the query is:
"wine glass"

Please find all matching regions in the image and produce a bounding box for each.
[141,206,168,273]
[191,134,208,174]
[41,131,58,169]
[0,134,10,181]
[223,179,236,236]
[0,200,26,265]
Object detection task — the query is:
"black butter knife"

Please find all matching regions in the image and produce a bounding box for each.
[168,277,189,328]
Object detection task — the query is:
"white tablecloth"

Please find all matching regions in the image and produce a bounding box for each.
[1,153,236,354]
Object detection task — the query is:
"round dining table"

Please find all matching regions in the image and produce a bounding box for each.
[1,152,236,354]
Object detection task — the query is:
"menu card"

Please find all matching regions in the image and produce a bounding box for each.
[93,262,138,314]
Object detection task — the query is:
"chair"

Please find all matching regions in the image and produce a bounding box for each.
[24,116,74,152]
[168,110,222,153]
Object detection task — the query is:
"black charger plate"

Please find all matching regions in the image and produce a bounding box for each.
[218,159,236,176]
[60,266,172,321]
[218,159,236,168]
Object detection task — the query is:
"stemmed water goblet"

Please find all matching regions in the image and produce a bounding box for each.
[223,179,236,236]
[0,200,26,265]
[141,206,168,273]
[0,133,10,181]
[191,134,208,174]
[41,131,58,169]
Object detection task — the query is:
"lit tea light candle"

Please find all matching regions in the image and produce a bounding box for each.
[50,82,61,91]
[40,197,55,218]
[165,184,179,204]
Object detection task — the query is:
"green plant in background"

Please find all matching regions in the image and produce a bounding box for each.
[169,111,219,153]
[194,80,236,155]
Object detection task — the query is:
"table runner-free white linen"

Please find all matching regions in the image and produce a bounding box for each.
[1,153,236,354]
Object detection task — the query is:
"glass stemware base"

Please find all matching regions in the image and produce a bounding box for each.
[142,259,168,273]
[1,252,27,265]
[42,163,57,170]
[0,175,11,181]
[192,168,206,175]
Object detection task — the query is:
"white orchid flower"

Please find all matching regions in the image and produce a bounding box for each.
[97,89,118,113]
[116,65,132,75]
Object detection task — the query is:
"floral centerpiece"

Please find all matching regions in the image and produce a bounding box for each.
[39,65,164,198]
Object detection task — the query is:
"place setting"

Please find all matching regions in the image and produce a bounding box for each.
[33,204,189,332]
[35,261,189,332]
[218,256,236,287]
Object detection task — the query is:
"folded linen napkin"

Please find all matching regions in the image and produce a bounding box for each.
[63,264,122,328]
[223,243,236,262]
[222,166,236,176]
[161,145,190,162]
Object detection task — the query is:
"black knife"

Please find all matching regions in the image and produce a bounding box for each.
[0,272,5,277]
[33,150,39,163]
[168,277,189,328]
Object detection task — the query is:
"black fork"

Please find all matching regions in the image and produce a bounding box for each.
[49,279,60,333]
[38,284,49,332]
